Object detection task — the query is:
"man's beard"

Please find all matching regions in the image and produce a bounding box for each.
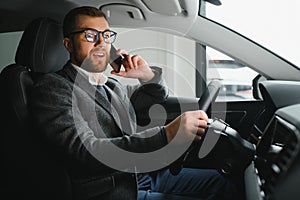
[79,56,109,73]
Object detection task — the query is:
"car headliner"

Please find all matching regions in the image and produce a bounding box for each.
[1,0,299,81]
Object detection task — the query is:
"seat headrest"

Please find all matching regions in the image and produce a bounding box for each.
[15,17,69,73]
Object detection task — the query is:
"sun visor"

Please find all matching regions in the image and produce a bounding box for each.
[142,0,183,16]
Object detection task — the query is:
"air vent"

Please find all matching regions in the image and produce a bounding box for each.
[264,117,300,199]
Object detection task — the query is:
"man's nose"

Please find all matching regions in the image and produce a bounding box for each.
[94,33,105,47]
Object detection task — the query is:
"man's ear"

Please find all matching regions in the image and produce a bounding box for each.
[63,37,73,53]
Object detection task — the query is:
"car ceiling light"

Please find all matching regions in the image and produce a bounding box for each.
[142,0,183,16]
[101,4,144,20]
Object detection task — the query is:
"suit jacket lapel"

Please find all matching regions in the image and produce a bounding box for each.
[105,81,137,127]
[60,64,114,115]
[104,83,136,135]
[60,63,134,133]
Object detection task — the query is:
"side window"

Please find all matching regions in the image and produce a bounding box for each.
[105,28,258,101]
[0,31,23,72]
[105,28,196,98]
[206,47,258,101]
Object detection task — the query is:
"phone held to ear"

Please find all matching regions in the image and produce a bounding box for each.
[109,45,124,73]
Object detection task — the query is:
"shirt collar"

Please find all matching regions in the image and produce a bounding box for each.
[71,63,108,86]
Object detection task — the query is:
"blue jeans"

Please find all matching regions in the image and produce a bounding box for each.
[138,168,236,200]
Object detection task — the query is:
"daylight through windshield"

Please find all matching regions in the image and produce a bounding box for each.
[202,0,300,69]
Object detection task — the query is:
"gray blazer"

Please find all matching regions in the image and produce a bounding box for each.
[30,62,169,199]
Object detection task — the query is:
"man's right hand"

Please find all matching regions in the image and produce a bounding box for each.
[164,110,208,144]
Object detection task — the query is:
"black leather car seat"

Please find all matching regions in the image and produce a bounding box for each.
[0,17,70,199]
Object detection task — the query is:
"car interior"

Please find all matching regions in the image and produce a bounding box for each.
[1,0,300,200]
[0,17,71,199]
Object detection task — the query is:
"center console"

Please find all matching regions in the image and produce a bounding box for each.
[245,104,300,200]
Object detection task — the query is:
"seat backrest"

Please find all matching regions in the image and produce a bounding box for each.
[0,17,71,199]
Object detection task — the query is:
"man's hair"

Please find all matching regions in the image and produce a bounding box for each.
[63,6,107,37]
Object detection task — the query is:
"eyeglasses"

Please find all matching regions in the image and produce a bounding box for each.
[68,28,117,44]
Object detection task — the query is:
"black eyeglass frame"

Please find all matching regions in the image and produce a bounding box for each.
[68,28,117,44]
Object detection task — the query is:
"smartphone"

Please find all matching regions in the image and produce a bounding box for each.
[109,45,124,73]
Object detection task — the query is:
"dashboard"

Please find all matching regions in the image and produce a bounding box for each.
[245,80,300,200]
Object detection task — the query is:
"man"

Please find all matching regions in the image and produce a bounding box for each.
[30,6,235,200]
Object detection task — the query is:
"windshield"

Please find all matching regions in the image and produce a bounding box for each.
[201,0,300,69]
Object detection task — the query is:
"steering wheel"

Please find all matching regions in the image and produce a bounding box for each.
[169,80,222,175]
[198,79,222,112]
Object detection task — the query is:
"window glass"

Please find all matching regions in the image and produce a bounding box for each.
[0,31,23,71]
[203,0,300,68]
[207,47,258,101]
[108,28,258,101]
[105,28,196,98]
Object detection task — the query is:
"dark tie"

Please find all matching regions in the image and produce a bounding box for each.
[96,85,108,100]
[96,84,133,134]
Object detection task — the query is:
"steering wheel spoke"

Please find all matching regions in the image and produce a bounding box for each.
[198,79,222,112]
